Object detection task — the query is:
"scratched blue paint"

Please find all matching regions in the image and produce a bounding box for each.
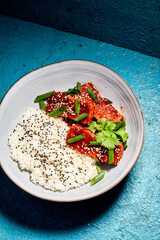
[0,0,160,58]
[0,15,160,240]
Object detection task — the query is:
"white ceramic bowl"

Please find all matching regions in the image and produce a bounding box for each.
[0,60,145,202]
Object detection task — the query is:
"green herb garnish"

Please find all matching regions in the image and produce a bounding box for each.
[108,149,114,164]
[87,121,101,133]
[39,100,46,111]
[96,130,119,149]
[113,120,125,131]
[87,118,106,133]
[114,125,128,143]
[88,141,101,146]
[88,119,129,164]
[74,113,88,122]
[88,119,128,149]
[87,88,98,102]
[34,91,53,103]
[105,98,113,104]
[64,82,81,96]
[48,107,67,117]
[77,82,81,93]
[123,144,128,150]
[75,100,80,114]
[91,171,105,186]
[95,162,102,174]
[67,134,85,143]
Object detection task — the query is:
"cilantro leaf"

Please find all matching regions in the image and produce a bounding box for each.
[87,121,102,133]
[88,118,129,151]
[114,126,129,143]
[95,131,106,143]
[104,120,116,131]
[87,118,107,133]
[95,130,119,150]
[102,138,119,150]
[97,118,107,129]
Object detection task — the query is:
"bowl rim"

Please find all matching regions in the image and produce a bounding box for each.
[0,59,145,202]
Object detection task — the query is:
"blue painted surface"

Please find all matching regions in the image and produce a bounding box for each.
[0,15,160,240]
[1,0,160,58]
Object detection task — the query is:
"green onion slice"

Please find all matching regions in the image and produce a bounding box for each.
[91,171,105,186]
[95,162,102,174]
[75,100,80,114]
[64,82,81,96]
[88,141,101,146]
[65,88,78,95]
[77,82,81,93]
[74,113,88,122]
[66,130,70,133]
[108,149,114,164]
[105,98,113,104]
[114,121,125,131]
[48,107,67,117]
[34,91,53,103]
[87,88,97,102]
[67,134,85,143]
[124,144,128,150]
[39,100,46,111]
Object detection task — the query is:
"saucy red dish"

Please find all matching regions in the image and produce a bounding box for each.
[46,82,125,165]
[66,124,124,165]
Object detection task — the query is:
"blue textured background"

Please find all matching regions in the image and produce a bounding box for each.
[1,0,160,58]
[0,15,160,240]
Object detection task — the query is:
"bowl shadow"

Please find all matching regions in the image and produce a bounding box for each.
[0,167,127,231]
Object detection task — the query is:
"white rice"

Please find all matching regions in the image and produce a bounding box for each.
[8,107,97,192]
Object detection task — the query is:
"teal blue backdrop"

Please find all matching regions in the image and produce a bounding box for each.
[1,0,160,58]
[0,15,160,240]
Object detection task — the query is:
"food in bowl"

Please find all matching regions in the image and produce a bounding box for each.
[8,82,128,192]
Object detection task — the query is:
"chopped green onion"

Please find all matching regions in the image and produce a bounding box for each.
[105,98,113,104]
[64,82,81,96]
[91,171,105,186]
[67,134,85,143]
[108,149,114,164]
[87,88,97,102]
[75,100,80,114]
[66,130,70,133]
[39,100,46,111]
[114,121,125,131]
[74,113,88,122]
[124,144,128,150]
[77,82,81,93]
[88,141,101,146]
[95,162,102,174]
[34,91,53,103]
[48,107,67,117]
[64,88,78,96]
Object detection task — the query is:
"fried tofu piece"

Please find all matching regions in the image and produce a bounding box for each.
[66,124,124,165]
[80,83,123,123]
[99,142,124,165]
[46,91,94,125]
[81,83,102,100]
[94,99,123,123]
[66,124,99,158]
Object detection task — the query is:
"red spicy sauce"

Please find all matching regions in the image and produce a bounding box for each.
[46,91,94,125]
[66,124,124,165]
[80,83,123,123]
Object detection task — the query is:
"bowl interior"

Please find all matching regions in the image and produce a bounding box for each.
[0,60,144,202]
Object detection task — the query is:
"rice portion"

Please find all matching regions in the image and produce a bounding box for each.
[8,107,97,192]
